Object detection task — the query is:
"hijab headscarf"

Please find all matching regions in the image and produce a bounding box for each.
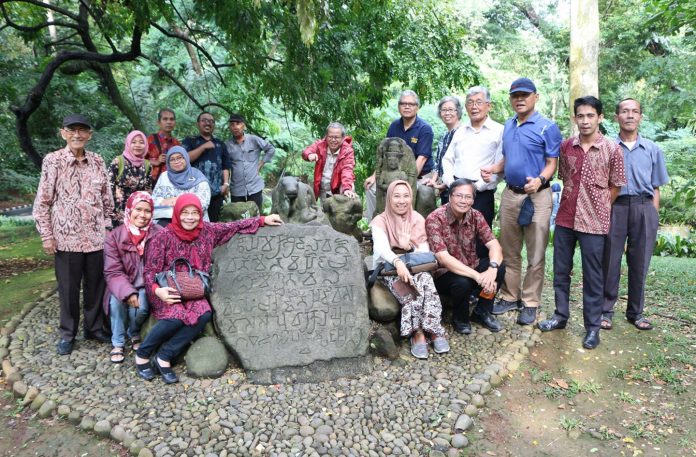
[169,193,203,242]
[370,180,427,251]
[166,146,207,190]
[122,130,148,167]
[124,191,154,255]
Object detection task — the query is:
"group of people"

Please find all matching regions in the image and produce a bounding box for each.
[33,74,668,378]
[369,79,668,356]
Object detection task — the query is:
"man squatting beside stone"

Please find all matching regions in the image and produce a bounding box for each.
[441,86,503,259]
[482,77,562,326]
[601,99,669,331]
[182,112,232,222]
[34,114,115,355]
[225,113,276,212]
[146,108,180,183]
[538,96,626,350]
[302,122,358,200]
[426,179,506,335]
[364,90,435,220]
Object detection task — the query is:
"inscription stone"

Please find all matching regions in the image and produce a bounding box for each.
[211,224,371,382]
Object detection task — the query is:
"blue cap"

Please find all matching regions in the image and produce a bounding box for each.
[509,78,537,94]
[551,183,561,192]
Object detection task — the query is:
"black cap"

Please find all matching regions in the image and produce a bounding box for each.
[228,113,246,124]
[62,114,92,129]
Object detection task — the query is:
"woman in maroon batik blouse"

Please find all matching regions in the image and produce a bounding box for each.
[134,193,282,384]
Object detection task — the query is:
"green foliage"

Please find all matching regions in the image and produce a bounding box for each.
[0,170,39,196]
[654,232,696,258]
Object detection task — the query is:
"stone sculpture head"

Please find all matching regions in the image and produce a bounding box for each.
[322,194,363,239]
[272,176,324,224]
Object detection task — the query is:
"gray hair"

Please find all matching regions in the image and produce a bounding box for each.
[325,122,346,136]
[437,96,463,120]
[449,178,477,199]
[399,90,420,107]
[466,86,491,102]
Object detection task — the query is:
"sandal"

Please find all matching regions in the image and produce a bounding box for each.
[600,314,613,330]
[110,347,125,364]
[131,336,141,351]
[628,315,653,330]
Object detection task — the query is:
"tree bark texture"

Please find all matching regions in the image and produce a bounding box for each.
[570,0,599,132]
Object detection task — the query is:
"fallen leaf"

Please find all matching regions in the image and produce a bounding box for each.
[554,378,569,389]
[623,437,634,443]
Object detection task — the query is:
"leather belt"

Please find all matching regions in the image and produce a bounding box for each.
[507,181,550,195]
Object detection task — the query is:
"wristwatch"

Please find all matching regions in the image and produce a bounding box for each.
[538,175,547,186]
[489,261,499,269]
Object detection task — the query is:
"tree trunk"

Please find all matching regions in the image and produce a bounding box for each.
[569,0,599,132]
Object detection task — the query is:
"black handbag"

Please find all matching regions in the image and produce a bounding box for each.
[366,252,438,288]
[154,257,211,300]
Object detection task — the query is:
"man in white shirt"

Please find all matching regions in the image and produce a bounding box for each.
[442,86,503,254]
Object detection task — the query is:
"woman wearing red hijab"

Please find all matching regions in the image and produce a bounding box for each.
[136,193,283,383]
[371,180,449,360]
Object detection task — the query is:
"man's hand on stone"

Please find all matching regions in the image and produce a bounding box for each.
[155,287,181,305]
[524,176,541,194]
[307,153,318,162]
[42,239,56,256]
[343,190,358,199]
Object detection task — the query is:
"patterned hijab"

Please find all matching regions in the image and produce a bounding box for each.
[169,193,203,242]
[370,180,427,251]
[165,146,207,190]
[124,191,154,255]
[122,130,148,167]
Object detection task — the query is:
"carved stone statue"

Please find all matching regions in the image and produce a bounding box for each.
[219,201,260,222]
[322,194,363,240]
[271,176,324,224]
[375,138,417,215]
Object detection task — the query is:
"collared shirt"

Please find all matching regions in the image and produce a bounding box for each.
[442,116,504,190]
[502,111,562,187]
[146,132,180,181]
[386,116,434,176]
[224,134,275,197]
[617,135,669,197]
[425,204,495,272]
[182,135,231,197]
[33,147,114,252]
[320,148,339,198]
[556,134,626,235]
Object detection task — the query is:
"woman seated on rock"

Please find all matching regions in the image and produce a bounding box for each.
[151,146,211,226]
[104,192,162,363]
[371,180,449,359]
[135,193,283,384]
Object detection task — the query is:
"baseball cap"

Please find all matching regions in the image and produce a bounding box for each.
[62,114,92,129]
[228,113,247,124]
[509,78,537,94]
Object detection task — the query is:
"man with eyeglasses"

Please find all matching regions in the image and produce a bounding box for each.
[481,78,562,326]
[182,112,232,222]
[225,113,276,212]
[442,86,503,257]
[364,90,434,219]
[34,114,115,355]
[425,179,505,334]
[302,122,357,200]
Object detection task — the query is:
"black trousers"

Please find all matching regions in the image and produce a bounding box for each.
[552,226,604,331]
[208,193,225,222]
[137,312,212,362]
[473,189,496,259]
[230,190,263,213]
[434,258,506,324]
[54,250,106,342]
[603,196,659,320]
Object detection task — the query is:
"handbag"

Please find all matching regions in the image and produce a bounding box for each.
[154,257,211,300]
[366,252,438,288]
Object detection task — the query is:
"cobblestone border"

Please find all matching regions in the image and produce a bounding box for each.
[1,291,541,457]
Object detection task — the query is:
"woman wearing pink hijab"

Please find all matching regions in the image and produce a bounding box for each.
[108,130,154,225]
[371,180,449,359]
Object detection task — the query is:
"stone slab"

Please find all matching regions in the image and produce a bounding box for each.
[211,224,370,375]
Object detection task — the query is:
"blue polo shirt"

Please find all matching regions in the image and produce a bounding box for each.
[182,135,232,197]
[386,116,434,176]
[502,111,562,187]
[617,135,669,197]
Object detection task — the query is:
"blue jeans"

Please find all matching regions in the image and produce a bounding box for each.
[109,288,150,347]
[136,312,211,362]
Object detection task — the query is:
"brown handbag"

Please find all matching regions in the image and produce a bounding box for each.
[154,258,211,300]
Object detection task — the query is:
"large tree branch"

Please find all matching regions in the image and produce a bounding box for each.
[142,53,205,111]
[5,0,80,22]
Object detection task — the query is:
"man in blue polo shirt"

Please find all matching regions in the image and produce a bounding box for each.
[183,112,232,222]
[364,90,434,219]
[482,77,562,326]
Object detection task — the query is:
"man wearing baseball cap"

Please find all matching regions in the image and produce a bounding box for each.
[33,114,115,355]
[481,78,562,326]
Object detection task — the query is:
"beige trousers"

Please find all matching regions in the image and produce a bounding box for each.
[498,186,552,308]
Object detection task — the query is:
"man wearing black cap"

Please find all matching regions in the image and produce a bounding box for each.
[33,114,115,355]
[225,113,276,212]
[182,112,232,222]
[481,78,562,326]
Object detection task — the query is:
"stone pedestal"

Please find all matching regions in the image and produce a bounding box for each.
[211,224,371,383]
